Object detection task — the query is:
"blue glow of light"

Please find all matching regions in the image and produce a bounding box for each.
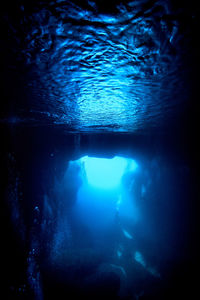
[134,251,146,268]
[80,156,138,190]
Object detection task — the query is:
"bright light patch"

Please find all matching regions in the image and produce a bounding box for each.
[134,251,146,268]
[129,160,138,172]
[80,156,138,190]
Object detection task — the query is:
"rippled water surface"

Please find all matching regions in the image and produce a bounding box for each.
[0,0,198,132]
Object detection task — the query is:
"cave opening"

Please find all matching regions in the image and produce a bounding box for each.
[68,155,140,239]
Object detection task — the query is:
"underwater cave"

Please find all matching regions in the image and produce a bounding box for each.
[0,0,199,299]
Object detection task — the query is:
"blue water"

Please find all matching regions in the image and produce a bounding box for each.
[80,155,138,189]
[0,0,198,299]
[73,156,139,233]
[1,128,198,299]
[1,0,197,133]
[48,154,160,298]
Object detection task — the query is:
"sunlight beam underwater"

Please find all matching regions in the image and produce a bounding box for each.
[80,156,138,190]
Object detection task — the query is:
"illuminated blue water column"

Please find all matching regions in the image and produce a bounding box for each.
[81,156,137,190]
[73,156,139,236]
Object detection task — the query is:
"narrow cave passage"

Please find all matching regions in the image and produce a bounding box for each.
[47,153,162,300]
